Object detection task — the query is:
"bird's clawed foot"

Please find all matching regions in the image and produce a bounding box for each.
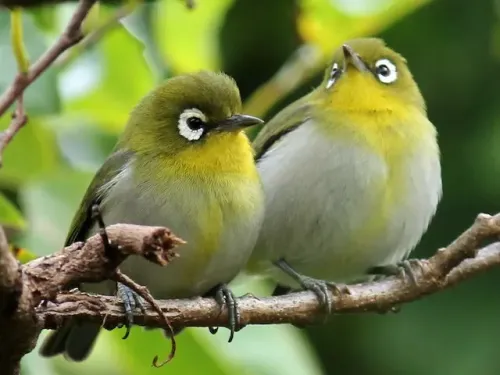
[368,259,427,286]
[116,283,146,339]
[207,283,241,343]
[297,276,351,316]
[274,259,351,318]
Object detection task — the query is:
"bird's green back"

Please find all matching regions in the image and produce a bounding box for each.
[252,92,316,161]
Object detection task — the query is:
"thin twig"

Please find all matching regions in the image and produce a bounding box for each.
[113,270,176,368]
[0,0,97,166]
[10,8,30,74]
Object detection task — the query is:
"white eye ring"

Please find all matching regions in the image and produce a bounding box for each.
[375,59,397,84]
[178,108,207,141]
[326,63,339,89]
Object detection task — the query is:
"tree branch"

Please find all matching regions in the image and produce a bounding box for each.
[36,215,500,328]
[0,226,32,375]
[0,224,183,375]
[0,226,22,316]
[0,0,97,166]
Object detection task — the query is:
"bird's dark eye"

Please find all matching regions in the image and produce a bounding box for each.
[178,108,208,141]
[374,58,398,84]
[376,64,390,77]
[187,116,204,130]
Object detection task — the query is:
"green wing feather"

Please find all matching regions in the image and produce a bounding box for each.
[64,149,134,246]
[39,149,135,361]
[252,92,315,161]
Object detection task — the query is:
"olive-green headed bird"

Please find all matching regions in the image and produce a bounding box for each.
[40,71,265,361]
[246,38,442,310]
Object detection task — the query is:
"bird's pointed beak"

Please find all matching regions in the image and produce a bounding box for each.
[342,44,368,72]
[215,114,264,132]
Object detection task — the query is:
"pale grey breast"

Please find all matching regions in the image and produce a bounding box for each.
[83,159,264,299]
[251,121,441,286]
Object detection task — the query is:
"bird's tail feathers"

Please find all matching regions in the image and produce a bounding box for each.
[39,322,101,362]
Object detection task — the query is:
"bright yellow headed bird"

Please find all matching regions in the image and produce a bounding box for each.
[40,71,265,361]
[247,38,442,310]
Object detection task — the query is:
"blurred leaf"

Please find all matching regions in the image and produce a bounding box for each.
[122,3,169,81]
[28,6,57,34]
[155,0,234,73]
[219,0,301,100]
[48,317,240,375]
[204,277,325,375]
[0,117,59,188]
[30,330,124,375]
[0,191,25,229]
[21,345,55,375]
[0,12,60,115]
[53,119,117,170]
[10,245,37,263]
[64,15,154,133]
[111,328,239,375]
[297,0,433,55]
[18,168,93,255]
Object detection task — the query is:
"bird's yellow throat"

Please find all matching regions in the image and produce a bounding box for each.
[325,69,411,116]
[179,131,258,176]
[136,131,259,182]
[315,68,435,162]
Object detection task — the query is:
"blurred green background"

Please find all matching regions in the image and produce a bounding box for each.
[1,0,500,374]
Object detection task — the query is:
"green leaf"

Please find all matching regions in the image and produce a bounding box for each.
[0,191,25,229]
[0,12,60,115]
[111,327,239,375]
[122,3,170,81]
[18,168,93,256]
[21,344,55,375]
[64,16,154,133]
[28,7,57,34]
[10,245,37,264]
[154,0,235,73]
[52,118,118,170]
[0,117,59,188]
[297,0,433,56]
[203,277,325,375]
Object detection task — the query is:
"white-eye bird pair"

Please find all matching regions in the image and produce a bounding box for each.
[40,37,441,362]
[247,38,442,308]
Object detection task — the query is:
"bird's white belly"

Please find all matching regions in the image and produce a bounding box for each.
[249,122,441,286]
[83,168,264,299]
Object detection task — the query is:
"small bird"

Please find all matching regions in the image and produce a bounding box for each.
[39,71,265,361]
[246,38,442,311]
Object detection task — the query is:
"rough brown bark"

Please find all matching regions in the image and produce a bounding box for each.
[0,224,182,375]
